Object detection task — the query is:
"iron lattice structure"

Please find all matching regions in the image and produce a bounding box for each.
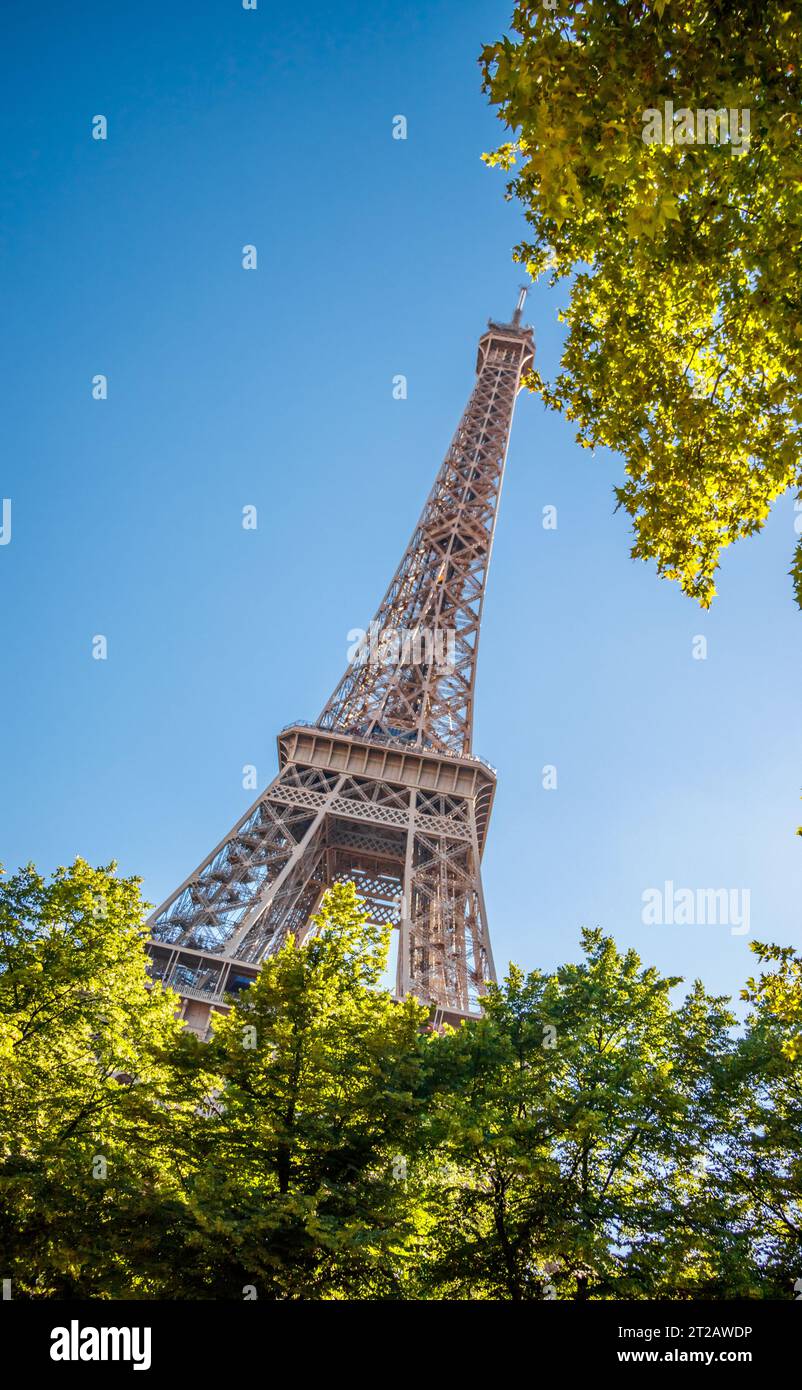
[147,295,534,1033]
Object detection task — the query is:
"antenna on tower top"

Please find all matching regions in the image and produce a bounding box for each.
[512,284,528,327]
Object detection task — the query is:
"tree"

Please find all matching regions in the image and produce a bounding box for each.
[419,930,738,1299]
[2,861,797,1300]
[711,941,802,1296]
[0,859,201,1298]
[481,0,802,607]
[180,883,432,1299]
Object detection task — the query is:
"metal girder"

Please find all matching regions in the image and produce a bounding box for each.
[147,300,534,1032]
[317,308,534,755]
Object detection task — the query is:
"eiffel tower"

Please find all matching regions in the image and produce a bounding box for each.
[147,292,534,1034]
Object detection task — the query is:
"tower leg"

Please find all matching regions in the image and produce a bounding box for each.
[148,732,497,1025]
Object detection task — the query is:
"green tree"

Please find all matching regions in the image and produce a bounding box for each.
[0,859,200,1298]
[711,941,802,1297]
[180,883,432,1299]
[419,930,738,1299]
[3,861,797,1302]
[482,0,802,606]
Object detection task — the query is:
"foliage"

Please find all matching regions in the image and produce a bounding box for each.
[0,859,201,1297]
[178,882,431,1299]
[716,940,802,1296]
[481,0,802,606]
[1,863,800,1299]
[418,930,741,1299]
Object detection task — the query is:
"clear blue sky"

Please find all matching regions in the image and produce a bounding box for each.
[2,0,800,1010]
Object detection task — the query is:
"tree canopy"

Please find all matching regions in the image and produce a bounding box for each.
[481,0,802,607]
[1,861,799,1298]
[0,859,204,1296]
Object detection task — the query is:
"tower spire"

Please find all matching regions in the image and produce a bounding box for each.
[147,305,534,1034]
[512,284,528,327]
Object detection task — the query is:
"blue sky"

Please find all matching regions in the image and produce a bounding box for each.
[2,0,800,1009]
